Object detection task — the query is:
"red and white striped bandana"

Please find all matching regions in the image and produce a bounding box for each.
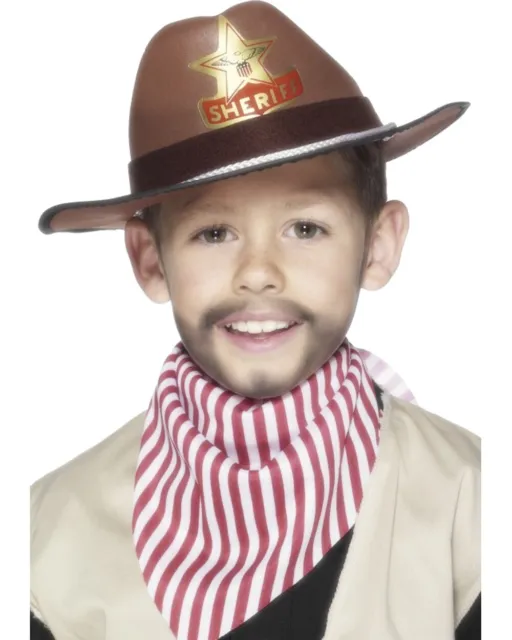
[132,341,413,640]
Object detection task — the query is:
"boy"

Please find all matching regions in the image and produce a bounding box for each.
[31,2,480,639]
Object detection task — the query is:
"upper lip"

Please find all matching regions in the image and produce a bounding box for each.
[218,311,300,326]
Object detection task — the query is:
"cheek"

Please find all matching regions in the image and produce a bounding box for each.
[165,252,228,317]
[290,243,363,310]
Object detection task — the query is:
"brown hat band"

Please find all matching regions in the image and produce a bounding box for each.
[128,97,382,193]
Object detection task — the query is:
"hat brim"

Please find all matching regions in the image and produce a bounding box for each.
[38,101,468,235]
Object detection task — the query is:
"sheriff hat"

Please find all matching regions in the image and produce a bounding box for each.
[38,0,469,235]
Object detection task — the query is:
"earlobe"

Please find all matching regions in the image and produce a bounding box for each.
[361,200,409,291]
[124,218,170,303]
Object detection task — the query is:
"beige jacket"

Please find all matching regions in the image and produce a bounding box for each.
[31,395,481,640]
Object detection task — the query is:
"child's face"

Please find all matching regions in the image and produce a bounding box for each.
[126,153,408,398]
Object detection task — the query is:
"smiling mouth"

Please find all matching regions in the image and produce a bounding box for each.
[218,318,302,352]
[224,320,299,336]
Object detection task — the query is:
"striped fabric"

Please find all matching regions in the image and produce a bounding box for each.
[132,341,412,640]
[359,348,416,404]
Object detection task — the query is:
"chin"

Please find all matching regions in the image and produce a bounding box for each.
[220,368,303,400]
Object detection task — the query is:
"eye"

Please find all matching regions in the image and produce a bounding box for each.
[194,225,235,244]
[286,221,326,240]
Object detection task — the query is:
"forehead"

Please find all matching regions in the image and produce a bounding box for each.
[158,152,355,219]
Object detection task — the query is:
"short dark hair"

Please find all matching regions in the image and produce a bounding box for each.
[342,143,387,221]
[140,143,386,246]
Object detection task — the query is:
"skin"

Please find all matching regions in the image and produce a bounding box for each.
[125,152,409,399]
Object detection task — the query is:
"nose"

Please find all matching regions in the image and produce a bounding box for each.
[232,245,286,295]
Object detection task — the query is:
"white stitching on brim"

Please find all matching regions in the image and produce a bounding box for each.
[178,122,397,184]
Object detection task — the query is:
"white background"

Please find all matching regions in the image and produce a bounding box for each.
[1,0,509,636]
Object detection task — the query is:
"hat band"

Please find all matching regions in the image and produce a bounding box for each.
[177,123,397,186]
[128,97,382,193]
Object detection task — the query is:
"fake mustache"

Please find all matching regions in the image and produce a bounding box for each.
[200,299,316,330]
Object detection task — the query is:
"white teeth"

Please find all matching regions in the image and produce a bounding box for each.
[246,321,262,333]
[226,320,293,334]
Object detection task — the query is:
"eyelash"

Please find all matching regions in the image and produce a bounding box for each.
[191,225,233,243]
[190,220,329,243]
[286,219,329,239]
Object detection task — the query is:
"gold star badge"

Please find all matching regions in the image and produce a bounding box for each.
[191,17,275,102]
[190,16,304,129]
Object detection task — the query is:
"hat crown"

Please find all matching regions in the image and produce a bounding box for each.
[129,1,366,160]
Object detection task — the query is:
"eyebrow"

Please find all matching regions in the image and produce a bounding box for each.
[283,191,341,211]
[172,188,346,225]
[164,198,236,233]
[180,196,235,215]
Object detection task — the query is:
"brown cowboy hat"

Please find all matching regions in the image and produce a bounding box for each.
[38,0,469,235]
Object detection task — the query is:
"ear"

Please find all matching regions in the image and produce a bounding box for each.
[124,217,170,303]
[361,200,409,291]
